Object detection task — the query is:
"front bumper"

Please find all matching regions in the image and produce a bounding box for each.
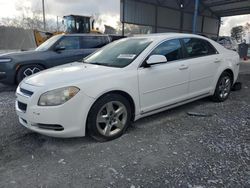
[0,62,16,84]
[15,82,94,138]
[0,72,7,81]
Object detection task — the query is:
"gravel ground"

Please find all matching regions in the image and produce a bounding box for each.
[0,63,250,188]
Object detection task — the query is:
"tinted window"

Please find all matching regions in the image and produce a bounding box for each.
[57,36,80,50]
[81,36,107,49]
[183,38,217,58]
[35,35,62,51]
[205,41,217,54]
[150,39,182,62]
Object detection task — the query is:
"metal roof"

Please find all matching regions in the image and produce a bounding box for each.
[202,0,250,17]
[130,0,250,18]
[120,0,250,36]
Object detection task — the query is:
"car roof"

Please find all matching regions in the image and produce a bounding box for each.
[132,32,211,41]
[61,34,109,37]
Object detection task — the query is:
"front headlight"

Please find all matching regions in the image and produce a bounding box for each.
[38,86,80,106]
[0,58,12,63]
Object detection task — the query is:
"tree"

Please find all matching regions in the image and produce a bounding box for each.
[231,26,245,42]
[0,2,60,32]
[244,22,250,32]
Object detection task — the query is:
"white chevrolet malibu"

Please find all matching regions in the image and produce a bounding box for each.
[15,33,240,141]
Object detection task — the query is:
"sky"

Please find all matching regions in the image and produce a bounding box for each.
[0,0,121,29]
[220,15,250,36]
[0,0,249,35]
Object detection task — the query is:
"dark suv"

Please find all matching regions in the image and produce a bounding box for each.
[0,34,111,84]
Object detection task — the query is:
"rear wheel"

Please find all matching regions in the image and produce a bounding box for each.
[211,72,232,102]
[16,64,44,84]
[87,94,132,141]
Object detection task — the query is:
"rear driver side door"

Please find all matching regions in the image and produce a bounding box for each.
[81,36,110,57]
[181,38,220,97]
[138,39,190,114]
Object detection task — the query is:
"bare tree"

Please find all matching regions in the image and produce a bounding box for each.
[0,2,59,32]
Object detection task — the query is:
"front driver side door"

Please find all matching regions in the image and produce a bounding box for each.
[46,36,84,68]
[138,39,190,114]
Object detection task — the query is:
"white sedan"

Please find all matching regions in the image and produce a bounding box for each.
[15,33,240,141]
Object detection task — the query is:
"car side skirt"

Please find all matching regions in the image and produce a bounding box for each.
[135,92,211,121]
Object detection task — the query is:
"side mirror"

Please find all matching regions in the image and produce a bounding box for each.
[54,46,65,52]
[146,55,167,66]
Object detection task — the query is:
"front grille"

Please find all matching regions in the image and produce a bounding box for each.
[34,124,64,131]
[20,88,33,97]
[18,101,27,112]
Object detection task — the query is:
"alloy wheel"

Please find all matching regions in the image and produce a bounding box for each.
[23,67,41,77]
[218,76,231,99]
[96,101,128,137]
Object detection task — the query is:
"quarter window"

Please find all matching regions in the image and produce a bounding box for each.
[205,41,217,55]
[81,36,107,49]
[150,39,182,62]
[183,38,217,58]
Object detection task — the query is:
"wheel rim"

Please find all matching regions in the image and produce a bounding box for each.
[96,101,128,137]
[23,67,41,77]
[219,76,231,99]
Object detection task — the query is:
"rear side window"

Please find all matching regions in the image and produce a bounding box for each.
[150,39,182,62]
[81,36,107,49]
[205,41,218,55]
[57,36,80,50]
[183,38,217,58]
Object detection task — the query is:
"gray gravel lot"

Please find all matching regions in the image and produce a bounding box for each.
[0,63,250,188]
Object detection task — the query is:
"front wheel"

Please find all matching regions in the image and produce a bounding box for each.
[87,94,132,141]
[16,64,44,84]
[211,72,232,102]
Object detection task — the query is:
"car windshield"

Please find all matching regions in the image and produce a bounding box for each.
[35,35,62,51]
[84,38,152,68]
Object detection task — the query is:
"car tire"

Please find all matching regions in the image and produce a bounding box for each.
[211,72,232,102]
[87,93,132,142]
[16,64,44,84]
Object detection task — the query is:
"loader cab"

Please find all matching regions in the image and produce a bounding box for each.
[63,15,94,34]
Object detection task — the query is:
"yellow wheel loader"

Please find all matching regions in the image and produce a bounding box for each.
[34,15,101,46]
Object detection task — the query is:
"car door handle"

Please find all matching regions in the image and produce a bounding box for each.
[214,59,222,63]
[179,65,189,70]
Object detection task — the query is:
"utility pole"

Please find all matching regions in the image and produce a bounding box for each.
[42,0,46,30]
[56,16,59,32]
[122,0,125,36]
[192,0,199,34]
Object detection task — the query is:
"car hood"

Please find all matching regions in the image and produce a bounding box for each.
[23,62,119,87]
